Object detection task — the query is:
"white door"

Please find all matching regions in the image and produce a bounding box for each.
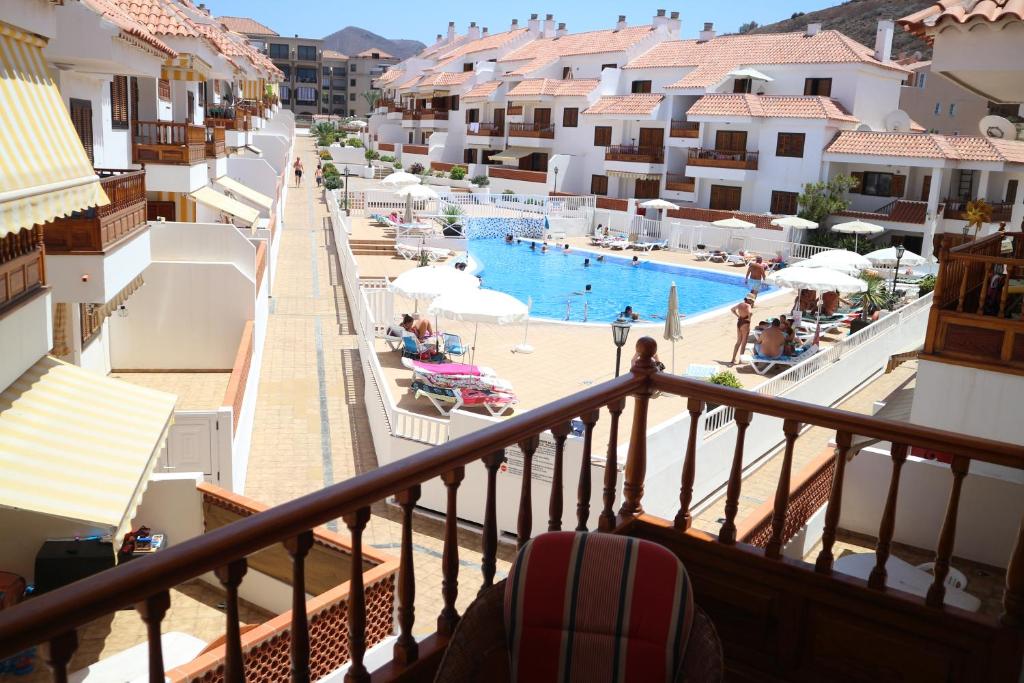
[162,411,218,478]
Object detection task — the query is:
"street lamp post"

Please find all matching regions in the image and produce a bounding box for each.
[891,243,905,299]
[343,165,351,216]
[552,166,559,193]
[611,317,632,377]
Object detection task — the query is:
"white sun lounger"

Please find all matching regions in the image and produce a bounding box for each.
[394,243,452,261]
[742,344,820,375]
[607,238,632,250]
[634,240,668,252]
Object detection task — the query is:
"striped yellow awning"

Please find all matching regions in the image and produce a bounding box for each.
[0,357,176,543]
[190,186,260,225]
[607,170,662,181]
[161,53,212,82]
[242,79,264,101]
[214,176,272,210]
[0,22,108,237]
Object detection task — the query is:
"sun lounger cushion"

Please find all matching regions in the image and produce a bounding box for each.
[401,358,496,376]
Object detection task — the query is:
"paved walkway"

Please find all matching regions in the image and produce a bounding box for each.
[245,135,513,636]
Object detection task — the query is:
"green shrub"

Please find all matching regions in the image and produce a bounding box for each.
[449,165,467,181]
[502,189,515,195]
[364,148,380,161]
[708,371,742,389]
[393,161,402,169]
[917,274,936,295]
[322,162,338,176]
[471,175,489,187]
[318,150,332,160]
[346,138,363,148]
[324,175,342,190]
[378,154,395,163]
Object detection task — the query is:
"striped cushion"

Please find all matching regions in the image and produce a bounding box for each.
[504,532,694,683]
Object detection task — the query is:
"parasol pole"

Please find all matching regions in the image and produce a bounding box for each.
[512,296,534,354]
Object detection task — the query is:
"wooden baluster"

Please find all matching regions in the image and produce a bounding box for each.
[1002,517,1024,626]
[576,410,600,531]
[343,507,371,682]
[548,423,572,532]
[438,467,465,636]
[998,272,1011,318]
[869,443,908,590]
[976,263,992,314]
[136,591,170,683]
[480,452,503,593]
[599,398,627,531]
[215,558,248,683]
[814,431,853,573]
[718,409,753,544]
[619,338,658,516]
[926,456,970,608]
[394,486,421,665]
[673,398,706,531]
[42,631,77,683]
[517,435,540,548]
[765,420,802,559]
[284,530,314,682]
[956,265,969,311]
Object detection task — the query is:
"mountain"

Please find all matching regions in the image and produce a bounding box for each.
[321,26,424,61]
[745,0,935,60]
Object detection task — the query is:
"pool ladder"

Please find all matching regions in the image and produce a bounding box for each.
[564,298,589,322]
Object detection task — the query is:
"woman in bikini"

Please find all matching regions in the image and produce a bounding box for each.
[730,295,755,365]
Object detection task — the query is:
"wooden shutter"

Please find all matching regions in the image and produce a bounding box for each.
[594,126,611,146]
[851,172,864,193]
[591,174,608,195]
[534,108,551,126]
[635,179,659,199]
[562,107,578,128]
[638,128,664,148]
[921,175,932,201]
[710,185,741,211]
[715,130,746,152]
[891,174,906,197]
[69,98,94,165]
[110,76,129,130]
[147,200,176,222]
[158,78,171,101]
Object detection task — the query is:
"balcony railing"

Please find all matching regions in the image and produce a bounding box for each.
[665,173,695,192]
[467,122,503,136]
[205,125,226,159]
[132,121,205,165]
[669,120,700,138]
[925,231,1024,373]
[508,121,555,138]
[943,199,1014,223]
[687,147,759,170]
[0,338,1021,682]
[605,145,665,164]
[488,166,547,183]
[0,226,44,314]
[403,144,428,155]
[402,109,448,121]
[206,108,251,131]
[507,104,524,116]
[42,169,147,253]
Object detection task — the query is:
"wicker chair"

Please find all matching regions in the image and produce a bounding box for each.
[435,532,723,683]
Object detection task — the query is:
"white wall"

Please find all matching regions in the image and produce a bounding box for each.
[224,158,279,206]
[912,360,1024,446]
[0,507,105,582]
[57,70,132,170]
[233,272,269,494]
[45,229,151,305]
[148,222,256,281]
[0,291,51,393]
[145,162,208,195]
[253,133,289,175]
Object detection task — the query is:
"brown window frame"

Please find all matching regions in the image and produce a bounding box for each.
[803,77,832,97]
[733,78,752,94]
[110,76,129,130]
[709,184,742,211]
[591,174,609,196]
[631,80,652,94]
[562,107,578,128]
[776,132,805,158]
[594,126,612,146]
[770,190,800,215]
[158,78,171,102]
[69,98,94,164]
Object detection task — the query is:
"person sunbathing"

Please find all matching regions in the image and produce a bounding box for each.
[756,319,786,359]
[821,290,850,316]
[400,314,433,340]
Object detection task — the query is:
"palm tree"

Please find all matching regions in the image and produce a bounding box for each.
[362,90,381,112]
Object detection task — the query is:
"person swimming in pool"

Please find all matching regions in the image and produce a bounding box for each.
[529,241,536,251]
[622,305,640,321]
[596,254,605,262]
[505,233,514,244]
[631,256,640,267]
[583,258,591,267]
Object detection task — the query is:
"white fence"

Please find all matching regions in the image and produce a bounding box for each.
[346,189,595,226]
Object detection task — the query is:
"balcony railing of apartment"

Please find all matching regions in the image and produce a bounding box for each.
[596,196,631,212]
[0,226,44,314]
[943,199,1014,223]
[508,122,555,139]
[669,120,700,138]
[204,125,226,159]
[402,109,449,121]
[687,147,759,170]
[605,145,665,164]
[924,231,1024,374]
[488,166,547,183]
[467,122,503,137]
[42,169,147,253]
[206,109,251,132]
[506,104,524,116]
[132,121,205,165]
[665,173,696,192]
[0,338,1022,682]
[403,144,428,155]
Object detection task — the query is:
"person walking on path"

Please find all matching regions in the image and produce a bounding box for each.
[730,295,755,365]
[315,165,323,188]
[293,157,304,188]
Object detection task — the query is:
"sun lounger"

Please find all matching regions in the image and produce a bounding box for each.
[607,238,632,250]
[400,357,497,377]
[634,240,668,252]
[394,243,452,261]
[693,248,712,262]
[411,368,514,393]
[411,380,518,416]
[742,344,820,375]
[684,363,719,380]
[401,334,445,362]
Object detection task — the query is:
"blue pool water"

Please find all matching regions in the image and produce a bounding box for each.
[468,239,770,323]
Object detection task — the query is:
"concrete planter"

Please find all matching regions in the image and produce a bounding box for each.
[470,185,490,195]
[423,176,473,190]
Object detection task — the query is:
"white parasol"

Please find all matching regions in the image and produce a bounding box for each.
[831,219,884,250]
[771,215,818,230]
[767,265,867,293]
[388,265,479,301]
[864,247,926,268]
[803,249,872,275]
[712,216,756,229]
[394,183,439,224]
[381,171,422,187]
[663,282,683,374]
[428,289,529,363]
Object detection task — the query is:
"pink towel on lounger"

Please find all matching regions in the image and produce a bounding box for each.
[411,360,482,376]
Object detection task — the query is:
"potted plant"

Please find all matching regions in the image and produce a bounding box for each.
[917,274,936,296]
[440,204,465,237]
[850,272,891,333]
[706,371,742,411]
[449,165,467,181]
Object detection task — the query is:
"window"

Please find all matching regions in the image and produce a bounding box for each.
[562,66,573,79]
[464,148,478,164]
[464,63,474,72]
[594,126,612,146]
[631,80,652,94]
[917,72,927,89]
[69,98,93,164]
[803,77,832,97]
[770,191,799,215]
[350,64,357,72]
[601,63,617,71]
[466,108,480,123]
[296,67,317,84]
[563,107,578,127]
[449,94,459,111]
[1007,179,1019,205]
[733,77,752,94]
[296,86,317,104]
[371,52,380,59]
[322,67,331,76]
[591,174,609,195]
[934,101,941,116]
[852,171,905,197]
[268,43,289,59]
[110,75,128,130]
[350,78,356,87]
[279,84,291,102]
[333,94,345,104]
[350,93,356,101]
[297,45,317,61]
[949,103,957,117]
[158,78,171,101]
[709,185,742,211]
[776,132,805,158]
[279,65,291,79]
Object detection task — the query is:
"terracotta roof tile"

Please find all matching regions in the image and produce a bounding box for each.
[322,49,348,61]
[825,130,1024,163]
[109,0,199,37]
[357,48,395,59]
[375,69,404,86]
[500,25,656,76]
[687,94,859,122]
[81,0,178,57]
[582,94,664,116]
[433,29,531,68]
[462,80,501,101]
[506,78,600,99]
[625,30,908,88]
[413,71,473,88]
[900,0,1024,41]
[216,16,278,36]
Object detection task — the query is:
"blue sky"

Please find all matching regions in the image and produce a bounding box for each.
[206,1,840,44]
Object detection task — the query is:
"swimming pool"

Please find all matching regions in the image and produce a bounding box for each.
[468,239,770,323]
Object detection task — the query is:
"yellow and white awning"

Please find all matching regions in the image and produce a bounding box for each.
[214,176,272,210]
[607,170,662,181]
[190,186,260,225]
[490,148,535,163]
[242,79,264,101]
[0,357,176,543]
[0,22,108,237]
[162,53,213,82]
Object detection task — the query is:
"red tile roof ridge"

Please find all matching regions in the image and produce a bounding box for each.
[582,94,664,115]
[81,0,178,57]
[900,0,1024,41]
[216,15,279,36]
[687,94,859,122]
[108,0,200,38]
[826,129,1024,163]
